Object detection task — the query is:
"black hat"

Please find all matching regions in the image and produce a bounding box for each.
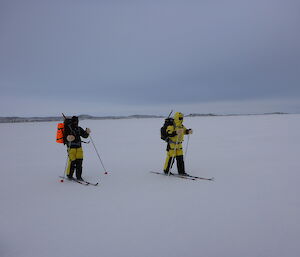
[71,116,78,121]
[71,116,79,124]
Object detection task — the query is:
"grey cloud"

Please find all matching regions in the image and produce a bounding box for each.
[0,0,300,115]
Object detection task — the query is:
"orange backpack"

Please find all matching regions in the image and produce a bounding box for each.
[56,123,65,143]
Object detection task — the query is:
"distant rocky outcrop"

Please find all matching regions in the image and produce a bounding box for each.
[0,112,289,123]
[0,114,164,123]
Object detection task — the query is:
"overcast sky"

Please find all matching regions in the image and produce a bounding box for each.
[1,0,299,116]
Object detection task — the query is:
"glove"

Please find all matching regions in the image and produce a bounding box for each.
[86,128,91,134]
[67,135,75,142]
[188,129,193,135]
[176,128,184,135]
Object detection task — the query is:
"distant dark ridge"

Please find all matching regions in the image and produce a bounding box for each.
[0,112,289,123]
[187,113,217,117]
[0,114,164,123]
[186,112,289,117]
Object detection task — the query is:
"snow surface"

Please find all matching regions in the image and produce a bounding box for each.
[1,114,300,257]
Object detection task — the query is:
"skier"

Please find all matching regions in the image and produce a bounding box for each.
[163,112,193,175]
[64,116,91,181]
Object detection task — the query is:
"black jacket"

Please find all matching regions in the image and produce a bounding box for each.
[65,126,89,148]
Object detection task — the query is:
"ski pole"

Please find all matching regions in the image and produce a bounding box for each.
[61,113,71,182]
[184,134,190,161]
[167,110,173,118]
[90,134,108,174]
[61,151,69,180]
[61,145,72,181]
[168,136,179,176]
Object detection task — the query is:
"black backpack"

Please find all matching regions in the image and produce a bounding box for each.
[160,117,174,142]
[62,118,73,145]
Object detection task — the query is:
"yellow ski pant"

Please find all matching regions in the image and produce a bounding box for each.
[66,147,83,175]
[163,143,183,171]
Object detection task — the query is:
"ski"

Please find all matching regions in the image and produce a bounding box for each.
[59,176,89,185]
[183,174,214,181]
[59,176,99,186]
[150,171,214,181]
[150,171,196,180]
[84,180,99,186]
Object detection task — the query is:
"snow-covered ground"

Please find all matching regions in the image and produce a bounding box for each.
[1,114,300,257]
